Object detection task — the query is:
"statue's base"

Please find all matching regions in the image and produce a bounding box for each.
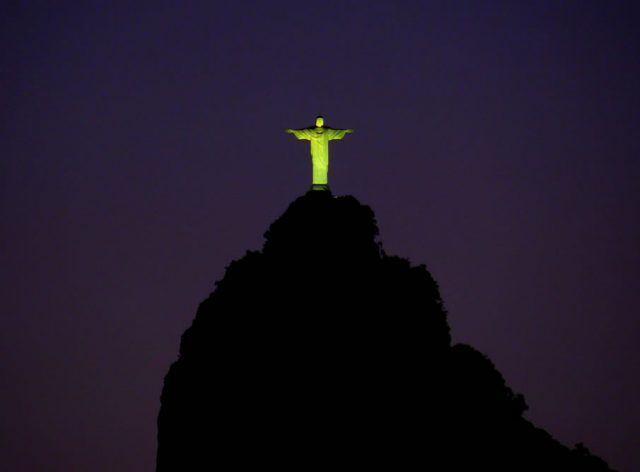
[310,184,331,192]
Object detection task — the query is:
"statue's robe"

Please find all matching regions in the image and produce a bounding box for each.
[289,127,350,186]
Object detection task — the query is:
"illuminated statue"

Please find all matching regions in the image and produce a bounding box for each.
[286,116,353,191]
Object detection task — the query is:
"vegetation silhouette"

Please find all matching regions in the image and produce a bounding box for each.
[157,191,613,471]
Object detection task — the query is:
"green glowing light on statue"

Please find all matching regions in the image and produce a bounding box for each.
[286,115,353,191]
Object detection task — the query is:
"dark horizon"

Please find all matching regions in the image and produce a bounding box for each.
[2,2,639,471]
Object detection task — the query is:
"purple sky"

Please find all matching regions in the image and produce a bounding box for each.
[2,1,639,470]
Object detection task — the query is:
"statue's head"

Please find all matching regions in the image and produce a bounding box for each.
[315,116,324,127]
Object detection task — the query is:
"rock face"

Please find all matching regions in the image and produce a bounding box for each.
[157,191,613,471]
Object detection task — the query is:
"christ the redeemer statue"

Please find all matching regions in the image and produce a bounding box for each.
[286,115,353,191]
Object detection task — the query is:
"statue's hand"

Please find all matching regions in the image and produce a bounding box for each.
[346,129,354,133]
[285,129,294,133]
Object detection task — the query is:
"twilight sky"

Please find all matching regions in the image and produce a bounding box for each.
[2,1,639,470]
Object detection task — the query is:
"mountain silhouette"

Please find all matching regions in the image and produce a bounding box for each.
[157,191,613,471]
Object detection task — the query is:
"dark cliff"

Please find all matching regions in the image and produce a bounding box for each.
[157,191,613,471]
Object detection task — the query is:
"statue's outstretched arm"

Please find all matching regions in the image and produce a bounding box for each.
[327,128,354,140]
[285,128,312,140]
